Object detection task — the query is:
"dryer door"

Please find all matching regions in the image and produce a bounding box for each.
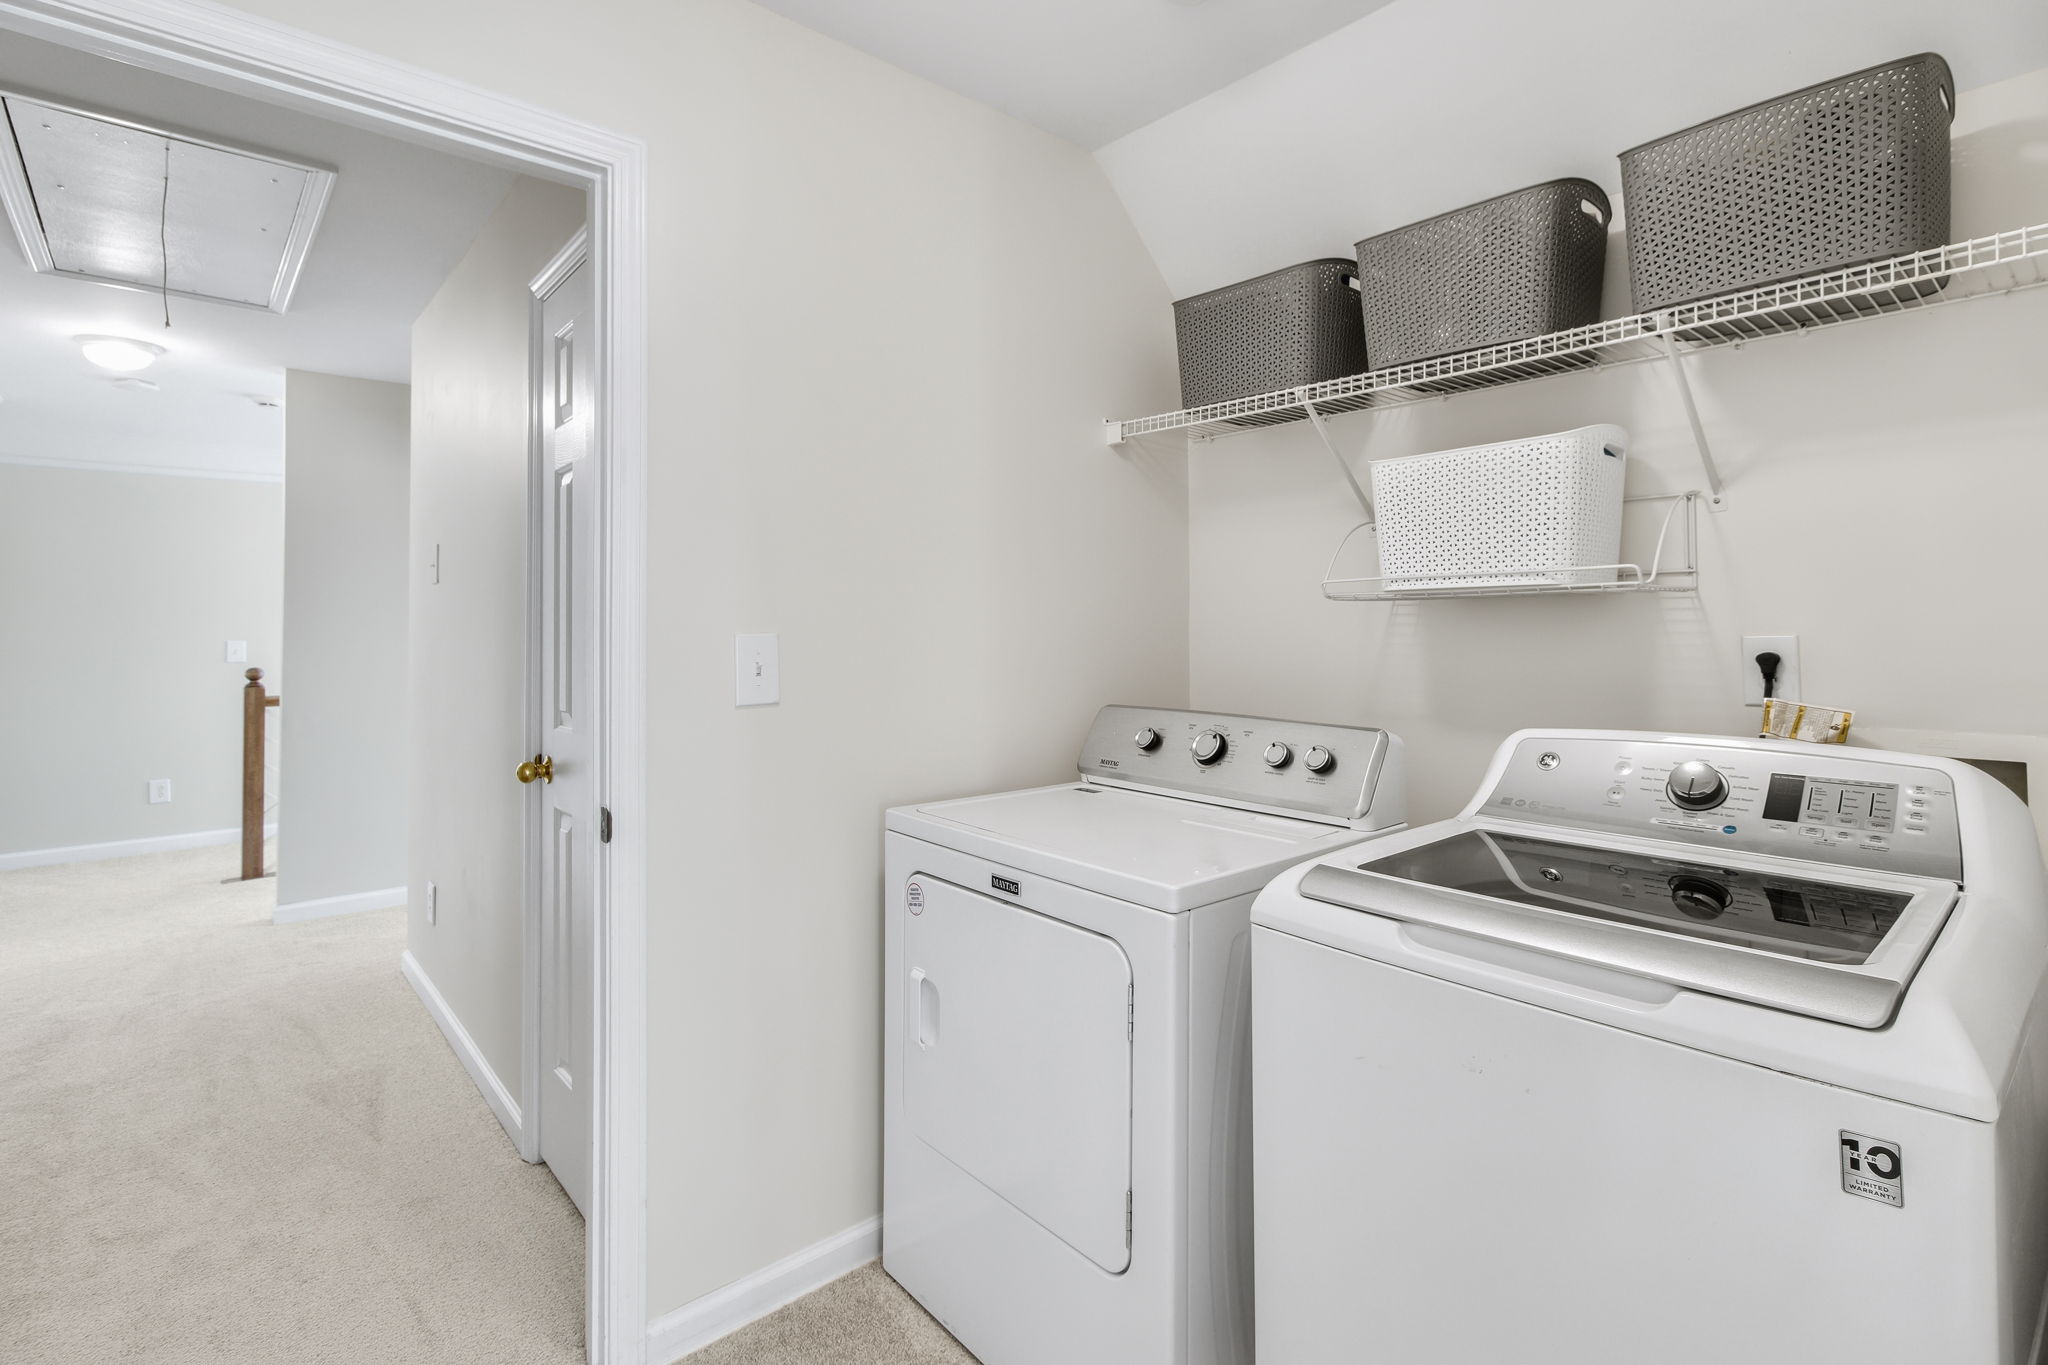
[903,875,1134,1273]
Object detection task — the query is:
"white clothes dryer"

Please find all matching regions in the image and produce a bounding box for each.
[883,706,1407,1365]
[1251,729,2048,1365]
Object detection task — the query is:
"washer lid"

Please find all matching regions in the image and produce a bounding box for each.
[1298,822,1958,1028]
[888,783,1367,911]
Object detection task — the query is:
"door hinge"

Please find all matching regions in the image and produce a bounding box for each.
[600,806,612,844]
[1125,1189,1133,1248]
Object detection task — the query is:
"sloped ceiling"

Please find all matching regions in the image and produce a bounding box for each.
[749,0,1402,148]
[1095,0,2048,298]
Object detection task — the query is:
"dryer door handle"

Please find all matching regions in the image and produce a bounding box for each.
[912,968,940,1049]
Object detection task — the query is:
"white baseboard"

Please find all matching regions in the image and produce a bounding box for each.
[0,823,277,872]
[273,885,406,924]
[399,950,524,1150]
[646,1217,882,1364]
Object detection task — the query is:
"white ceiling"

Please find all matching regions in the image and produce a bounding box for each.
[747,0,1402,148]
[0,31,529,480]
[1097,0,2048,298]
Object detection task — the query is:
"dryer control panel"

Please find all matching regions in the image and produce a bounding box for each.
[1081,706,1400,829]
[1484,735,1963,882]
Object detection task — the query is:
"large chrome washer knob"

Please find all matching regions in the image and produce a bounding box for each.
[1134,727,1162,752]
[1666,760,1729,811]
[1192,730,1228,765]
[1264,742,1293,769]
[1303,745,1335,775]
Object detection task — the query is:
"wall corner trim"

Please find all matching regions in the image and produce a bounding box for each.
[644,1217,884,1365]
[399,949,524,1151]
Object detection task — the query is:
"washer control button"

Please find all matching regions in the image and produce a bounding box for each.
[1263,742,1293,769]
[1191,730,1228,765]
[1303,745,1335,775]
[1134,727,1162,752]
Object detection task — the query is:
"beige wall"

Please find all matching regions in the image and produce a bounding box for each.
[278,371,411,908]
[197,0,1188,1314]
[0,464,282,858]
[1186,66,2048,823]
[407,176,587,1100]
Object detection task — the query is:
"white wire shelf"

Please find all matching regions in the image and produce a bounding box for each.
[1107,223,2048,447]
[1320,492,1700,602]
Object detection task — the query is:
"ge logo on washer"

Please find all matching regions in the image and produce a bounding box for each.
[1840,1131,1904,1207]
[906,882,925,916]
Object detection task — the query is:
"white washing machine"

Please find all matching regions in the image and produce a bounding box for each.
[1251,729,2048,1365]
[883,706,1407,1365]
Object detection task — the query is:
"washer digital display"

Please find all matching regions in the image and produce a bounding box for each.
[1761,774,1899,833]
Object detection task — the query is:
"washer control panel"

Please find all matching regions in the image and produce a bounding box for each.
[1081,706,1397,828]
[1484,735,1962,882]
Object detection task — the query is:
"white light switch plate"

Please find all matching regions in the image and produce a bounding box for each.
[735,633,780,706]
[1742,635,1802,707]
[224,640,247,663]
[148,778,172,804]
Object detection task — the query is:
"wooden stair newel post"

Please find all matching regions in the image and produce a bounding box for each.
[241,667,278,880]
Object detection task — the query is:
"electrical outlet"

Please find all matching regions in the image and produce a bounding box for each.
[1742,635,1802,707]
[224,640,247,663]
[425,880,438,926]
[147,778,172,804]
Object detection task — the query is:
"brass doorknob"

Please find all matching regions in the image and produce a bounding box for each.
[516,754,554,785]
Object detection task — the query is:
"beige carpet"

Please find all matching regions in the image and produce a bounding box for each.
[683,1263,977,1365]
[0,843,584,1365]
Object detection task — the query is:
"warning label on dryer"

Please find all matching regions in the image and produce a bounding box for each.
[1839,1131,1904,1207]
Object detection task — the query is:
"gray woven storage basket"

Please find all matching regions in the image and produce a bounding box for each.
[1353,179,1612,369]
[1173,259,1369,412]
[1619,53,1954,312]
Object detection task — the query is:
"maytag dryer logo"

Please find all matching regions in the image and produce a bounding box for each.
[1839,1131,1904,1207]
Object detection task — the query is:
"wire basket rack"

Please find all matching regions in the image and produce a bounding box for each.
[1321,492,1700,601]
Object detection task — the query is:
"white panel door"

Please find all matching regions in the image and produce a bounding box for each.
[536,257,596,1215]
[904,876,1134,1273]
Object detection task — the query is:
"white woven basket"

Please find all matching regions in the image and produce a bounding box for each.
[1370,424,1628,591]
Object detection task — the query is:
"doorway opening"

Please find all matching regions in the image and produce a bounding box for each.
[0,1,648,1360]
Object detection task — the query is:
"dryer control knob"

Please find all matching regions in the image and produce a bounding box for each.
[1304,745,1335,774]
[1264,742,1293,769]
[1666,760,1729,811]
[1192,730,1228,765]
[1134,727,1162,752]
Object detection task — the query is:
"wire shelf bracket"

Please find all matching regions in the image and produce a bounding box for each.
[1658,335,1726,509]
[1301,394,1374,519]
[1319,491,1701,602]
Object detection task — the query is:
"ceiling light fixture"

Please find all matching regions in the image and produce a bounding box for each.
[76,334,164,372]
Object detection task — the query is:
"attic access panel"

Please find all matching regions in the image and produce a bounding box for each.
[0,93,334,313]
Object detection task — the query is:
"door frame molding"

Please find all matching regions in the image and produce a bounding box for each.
[523,228,590,1168]
[0,3,651,1361]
